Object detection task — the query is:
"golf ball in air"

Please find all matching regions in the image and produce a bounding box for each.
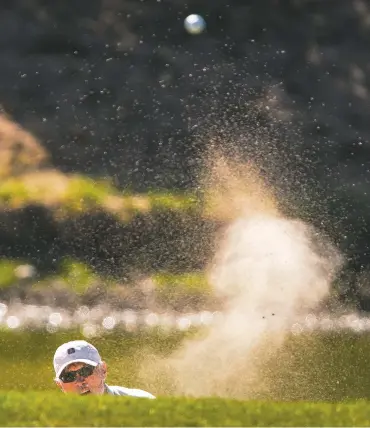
[184,14,206,35]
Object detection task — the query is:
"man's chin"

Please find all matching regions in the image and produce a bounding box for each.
[80,390,91,395]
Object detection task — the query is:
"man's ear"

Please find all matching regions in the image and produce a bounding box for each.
[100,361,107,378]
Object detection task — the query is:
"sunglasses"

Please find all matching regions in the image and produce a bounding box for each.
[59,364,95,383]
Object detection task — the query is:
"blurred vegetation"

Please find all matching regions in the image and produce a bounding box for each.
[1,392,369,427]
[153,272,212,307]
[0,258,98,292]
[0,163,216,300]
[0,257,214,309]
[0,260,20,289]
[55,258,100,296]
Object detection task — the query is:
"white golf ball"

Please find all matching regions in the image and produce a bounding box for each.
[184,14,206,35]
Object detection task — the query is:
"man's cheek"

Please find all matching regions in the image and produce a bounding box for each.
[64,383,80,393]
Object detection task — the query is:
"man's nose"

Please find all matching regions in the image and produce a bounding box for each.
[75,374,86,383]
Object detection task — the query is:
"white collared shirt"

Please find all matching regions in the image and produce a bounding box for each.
[104,384,155,398]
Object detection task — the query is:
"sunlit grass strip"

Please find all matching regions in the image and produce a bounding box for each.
[0,391,369,426]
[0,170,200,219]
[0,169,242,221]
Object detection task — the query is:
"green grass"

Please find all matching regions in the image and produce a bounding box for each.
[1,329,370,403]
[265,331,370,401]
[0,392,369,427]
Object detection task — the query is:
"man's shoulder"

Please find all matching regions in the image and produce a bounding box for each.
[105,384,155,399]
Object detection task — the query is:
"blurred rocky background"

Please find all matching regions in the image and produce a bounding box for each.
[0,0,370,311]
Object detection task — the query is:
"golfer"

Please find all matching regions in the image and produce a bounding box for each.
[53,339,155,398]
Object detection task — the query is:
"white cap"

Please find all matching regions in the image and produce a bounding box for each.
[53,340,102,378]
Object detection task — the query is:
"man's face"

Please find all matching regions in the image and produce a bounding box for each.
[55,361,107,395]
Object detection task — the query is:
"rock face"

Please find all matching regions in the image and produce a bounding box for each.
[0,114,49,177]
[0,1,370,305]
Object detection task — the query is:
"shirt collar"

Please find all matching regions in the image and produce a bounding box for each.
[104,384,113,395]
